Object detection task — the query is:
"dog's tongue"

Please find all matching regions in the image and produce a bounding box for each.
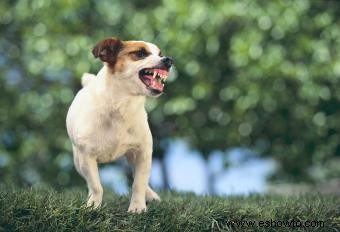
[150,79,164,92]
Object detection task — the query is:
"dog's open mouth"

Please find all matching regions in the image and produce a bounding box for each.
[139,68,169,93]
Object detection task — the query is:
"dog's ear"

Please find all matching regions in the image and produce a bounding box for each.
[92,37,123,65]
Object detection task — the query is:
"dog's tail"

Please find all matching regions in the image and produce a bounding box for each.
[81,73,96,87]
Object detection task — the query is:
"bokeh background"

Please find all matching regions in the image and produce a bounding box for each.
[1,0,339,195]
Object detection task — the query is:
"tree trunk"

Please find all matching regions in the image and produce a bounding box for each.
[160,157,170,190]
[206,157,216,195]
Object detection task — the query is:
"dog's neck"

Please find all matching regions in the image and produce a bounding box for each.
[95,65,146,107]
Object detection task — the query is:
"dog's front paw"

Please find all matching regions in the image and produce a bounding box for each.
[127,201,147,213]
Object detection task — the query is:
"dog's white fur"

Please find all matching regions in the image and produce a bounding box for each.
[66,39,170,213]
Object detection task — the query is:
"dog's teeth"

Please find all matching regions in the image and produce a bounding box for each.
[153,72,157,79]
[159,75,166,82]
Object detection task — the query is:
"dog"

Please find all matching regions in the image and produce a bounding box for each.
[66,37,173,213]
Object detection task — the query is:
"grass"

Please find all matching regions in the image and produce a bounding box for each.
[0,186,339,232]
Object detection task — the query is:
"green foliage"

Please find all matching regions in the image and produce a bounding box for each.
[0,187,339,231]
[0,0,339,187]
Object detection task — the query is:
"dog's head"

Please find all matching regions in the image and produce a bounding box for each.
[92,37,173,97]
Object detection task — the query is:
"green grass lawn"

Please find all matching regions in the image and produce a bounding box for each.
[0,186,339,231]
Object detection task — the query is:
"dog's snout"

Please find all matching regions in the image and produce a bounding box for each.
[162,57,173,68]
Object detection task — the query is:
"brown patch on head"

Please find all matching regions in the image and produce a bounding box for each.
[112,41,153,73]
[123,41,152,60]
[92,37,123,67]
[117,41,150,53]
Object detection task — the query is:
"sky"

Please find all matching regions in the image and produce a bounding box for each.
[100,140,276,196]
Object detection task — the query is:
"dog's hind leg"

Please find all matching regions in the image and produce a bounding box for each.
[76,149,103,208]
[126,152,161,203]
[72,146,82,175]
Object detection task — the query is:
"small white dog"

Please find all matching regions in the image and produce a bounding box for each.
[66,37,173,213]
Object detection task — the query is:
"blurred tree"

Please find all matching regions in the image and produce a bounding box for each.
[0,0,339,190]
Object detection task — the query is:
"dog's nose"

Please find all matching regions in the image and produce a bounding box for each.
[162,57,173,68]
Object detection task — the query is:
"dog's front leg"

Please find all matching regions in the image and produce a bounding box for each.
[126,152,161,202]
[127,147,151,213]
[75,149,103,208]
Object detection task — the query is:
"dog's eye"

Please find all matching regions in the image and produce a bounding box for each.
[135,48,148,58]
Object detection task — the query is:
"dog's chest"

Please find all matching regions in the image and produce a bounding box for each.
[87,107,148,162]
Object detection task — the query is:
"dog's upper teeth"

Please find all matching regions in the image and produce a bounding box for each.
[144,69,167,83]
